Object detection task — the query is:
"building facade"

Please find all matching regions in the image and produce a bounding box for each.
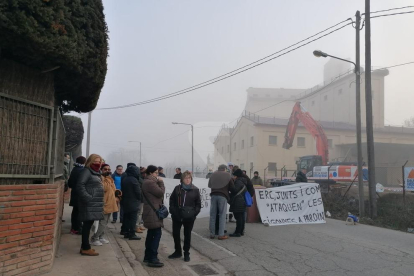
[213,62,413,185]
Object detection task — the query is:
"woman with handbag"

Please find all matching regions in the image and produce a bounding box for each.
[168,171,201,262]
[142,165,166,268]
[229,169,249,237]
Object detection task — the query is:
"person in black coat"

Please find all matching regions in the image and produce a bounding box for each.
[296,168,308,183]
[68,156,86,234]
[168,171,201,262]
[121,165,142,240]
[229,169,249,237]
[77,154,104,256]
[173,168,182,179]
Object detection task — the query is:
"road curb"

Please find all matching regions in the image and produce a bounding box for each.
[107,224,150,276]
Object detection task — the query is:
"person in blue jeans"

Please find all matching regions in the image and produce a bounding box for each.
[111,165,123,223]
[142,165,165,268]
[208,164,234,240]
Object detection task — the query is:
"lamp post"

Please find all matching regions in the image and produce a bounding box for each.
[172,122,194,174]
[313,48,365,217]
[128,141,141,167]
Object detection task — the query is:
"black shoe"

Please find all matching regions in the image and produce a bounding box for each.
[144,258,159,263]
[184,254,190,262]
[147,260,164,267]
[241,232,244,236]
[129,235,141,240]
[230,233,241,237]
[120,231,127,236]
[168,252,182,259]
[111,220,116,224]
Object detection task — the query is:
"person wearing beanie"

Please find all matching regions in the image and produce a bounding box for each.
[229,169,250,237]
[68,156,86,235]
[158,167,166,178]
[252,171,264,186]
[91,164,119,246]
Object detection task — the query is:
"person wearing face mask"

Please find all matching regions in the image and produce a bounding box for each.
[168,171,201,262]
[77,154,104,256]
[90,164,118,246]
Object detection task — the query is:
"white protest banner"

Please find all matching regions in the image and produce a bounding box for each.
[255,183,325,226]
[162,178,212,218]
[404,167,414,191]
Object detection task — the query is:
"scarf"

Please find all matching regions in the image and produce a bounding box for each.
[181,183,192,191]
[90,163,101,172]
[208,170,232,189]
[74,163,84,168]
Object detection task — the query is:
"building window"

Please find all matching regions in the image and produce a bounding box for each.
[269,135,277,145]
[312,100,315,106]
[250,162,254,170]
[250,136,254,147]
[241,140,244,149]
[338,89,343,95]
[240,163,244,170]
[297,137,305,147]
[234,142,237,151]
[328,139,333,149]
[227,145,230,153]
[324,95,328,101]
[268,162,277,172]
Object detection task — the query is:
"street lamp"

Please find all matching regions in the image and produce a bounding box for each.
[172,122,194,174]
[128,141,141,166]
[313,48,365,217]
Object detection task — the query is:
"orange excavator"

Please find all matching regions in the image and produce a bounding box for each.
[283,102,329,172]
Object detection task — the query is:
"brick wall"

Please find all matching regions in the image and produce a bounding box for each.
[0,181,65,276]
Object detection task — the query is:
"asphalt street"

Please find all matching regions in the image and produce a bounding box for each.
[182,217,414,276]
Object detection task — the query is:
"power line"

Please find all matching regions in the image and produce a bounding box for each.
[363,5,414,15]
[370,10,414,19]
[97,20,353,110]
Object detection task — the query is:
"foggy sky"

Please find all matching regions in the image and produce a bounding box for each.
[71,0,414,170]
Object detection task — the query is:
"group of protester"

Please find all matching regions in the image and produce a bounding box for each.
[66,155,258,268]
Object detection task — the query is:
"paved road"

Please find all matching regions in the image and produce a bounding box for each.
[182,217,414,276]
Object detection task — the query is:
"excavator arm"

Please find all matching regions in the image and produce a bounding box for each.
[282,102,329,165]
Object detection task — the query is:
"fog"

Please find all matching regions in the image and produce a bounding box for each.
[69,0,414,171]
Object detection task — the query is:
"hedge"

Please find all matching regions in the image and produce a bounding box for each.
[0,0,108,112]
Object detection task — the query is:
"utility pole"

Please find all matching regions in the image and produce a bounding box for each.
[191,124,194,174]
[355,10,365,217]
[365,0,377,218]
[86,111,92,157]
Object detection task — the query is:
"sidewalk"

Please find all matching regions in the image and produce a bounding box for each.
[44,204,138,276]
[45,204,228,276]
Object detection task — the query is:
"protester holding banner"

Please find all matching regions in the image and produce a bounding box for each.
[229,169,249,237]
[208,164,234,240]
[168,171,201,262]
[142,165,165,268]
